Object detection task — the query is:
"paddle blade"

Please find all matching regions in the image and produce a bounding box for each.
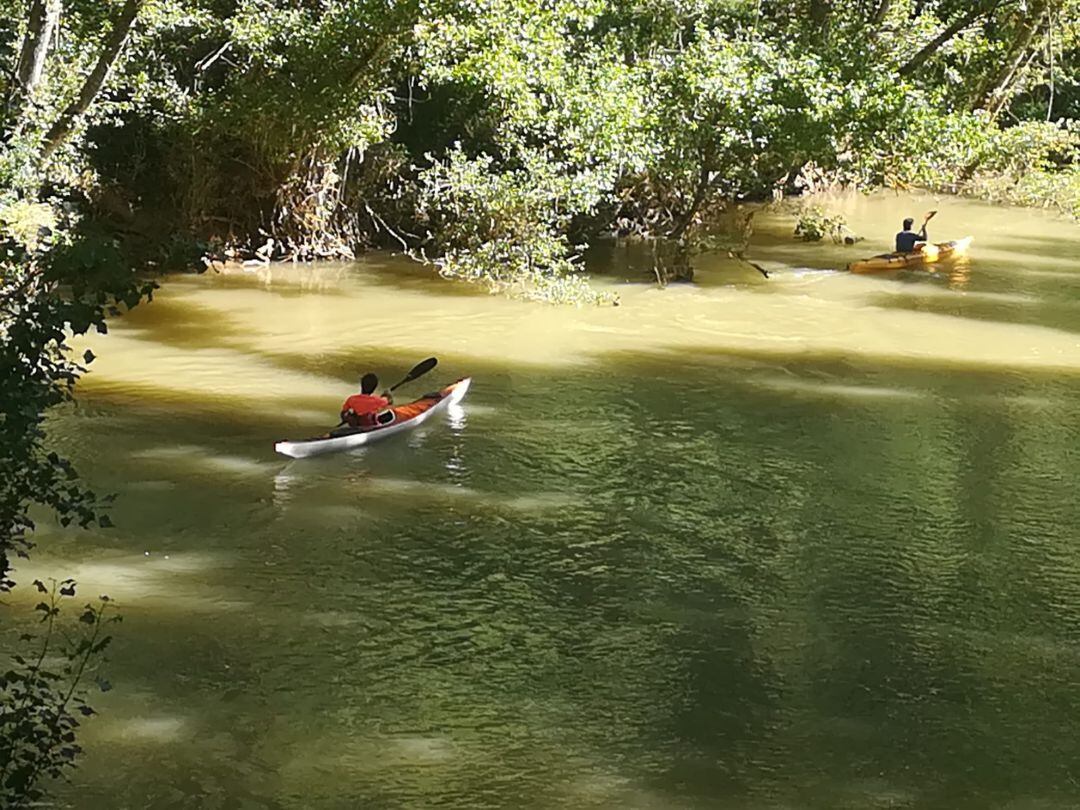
[389,357,438,391]
[405,357,437,382]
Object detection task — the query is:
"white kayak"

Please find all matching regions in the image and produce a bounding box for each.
[274,378,471,459]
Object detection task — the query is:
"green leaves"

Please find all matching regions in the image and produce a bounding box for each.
[1,0,1065,301]
[0,584,117,807]
[794,205,849,243]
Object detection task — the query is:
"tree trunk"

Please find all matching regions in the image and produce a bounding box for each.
[975,2,1049,115]
[41,0,144,158]
[898,1,1001,77]
[16,0,62,99]
[668,164,713,240]
[986,37,1044,117]
[810,0,832,44]
[870,0,892,26]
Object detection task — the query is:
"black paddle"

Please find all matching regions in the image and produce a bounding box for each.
[334,357,438,428]
[386,356,438,393]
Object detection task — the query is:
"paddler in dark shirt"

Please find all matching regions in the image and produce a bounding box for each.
[340,373,393,428]
[895,217,928,253]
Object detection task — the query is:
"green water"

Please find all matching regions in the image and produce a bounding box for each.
[9,193,1080,808]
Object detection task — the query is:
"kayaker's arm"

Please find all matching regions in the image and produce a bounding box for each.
[918,209,936,241]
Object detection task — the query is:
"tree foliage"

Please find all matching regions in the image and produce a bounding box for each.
[0,581,118,808]
[2,1,150,803]
[13,0,1070,295]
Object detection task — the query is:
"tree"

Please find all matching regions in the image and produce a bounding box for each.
[41,0,146,158]
[1,0,154,802]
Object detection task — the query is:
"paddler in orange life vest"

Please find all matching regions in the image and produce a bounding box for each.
[340,373,392,428]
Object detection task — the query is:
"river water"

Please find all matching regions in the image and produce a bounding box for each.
[9,192,1080,808]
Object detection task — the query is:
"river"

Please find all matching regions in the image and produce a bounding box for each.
[9,192,1080,808]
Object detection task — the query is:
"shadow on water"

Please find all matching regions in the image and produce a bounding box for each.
[12,336,1080,809]
[159,255,492,305]
[348,254,495,298]
[990,232,1080,260]
[161,264,360,303]
[868,288,1080,337]
[118,288,255,352]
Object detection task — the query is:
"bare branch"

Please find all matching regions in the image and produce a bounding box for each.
[975,2,1051,116]
[195,40,232,72]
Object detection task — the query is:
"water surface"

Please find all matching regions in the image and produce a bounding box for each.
[9,192,1080,809]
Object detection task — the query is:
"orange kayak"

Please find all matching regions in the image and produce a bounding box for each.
[274,378,471,458]
[847,236,973,273]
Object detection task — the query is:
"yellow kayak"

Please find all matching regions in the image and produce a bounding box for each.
[847,236,973,273]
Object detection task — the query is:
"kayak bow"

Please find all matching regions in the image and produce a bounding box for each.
[847,236,973,273]
[274,378,471,459]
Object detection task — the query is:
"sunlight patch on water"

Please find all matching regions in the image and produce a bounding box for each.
[965,393,1059,410]
[10,553,244,613]
[838,779,919,809]
[362,477,574,512]
[749,375,926,401]
[875,286,1041,305]
[386,734,457,765]
[271,471,574,517]
[75,333,343,407]
[277,733,459,787]
[97,715,190,744]
[130,444,211,459]
[130,444,279,475]
[126,479,179,491]
[285,504,372,524]
[271,470,570,516]
[301,610,366,628]
[556,772,694,809]
[1014,266,1080,281]
[200,453,278,475]
[280,408,338,424]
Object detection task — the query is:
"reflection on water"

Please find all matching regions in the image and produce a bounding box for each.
[947,257,973,290]
[447,402,468,431]
[7,192,1080,808]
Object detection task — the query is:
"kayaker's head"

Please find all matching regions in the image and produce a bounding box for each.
[360,373,379,394]
[903,217,914,230]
